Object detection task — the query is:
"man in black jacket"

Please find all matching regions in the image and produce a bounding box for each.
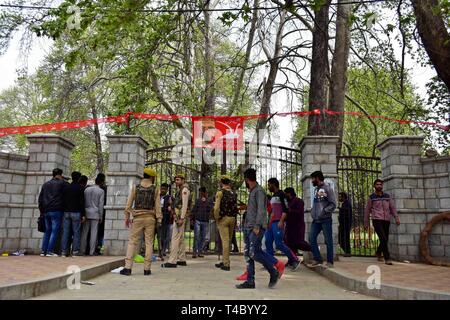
[38,168,68,257]
[61,171,86,257]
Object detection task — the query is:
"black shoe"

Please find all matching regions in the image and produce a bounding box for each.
[192,254,197,258]
[120,268,132,276]
[236,281,255,289]
[221,265,230,271]
[268,270,280,288]
[198,254,204,258]
[144,270,151,276]
[162,262,177,268]
[177,261,187,266]
[215,262,224,268]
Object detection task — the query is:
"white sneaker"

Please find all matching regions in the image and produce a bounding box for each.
[45,252,59,257]
[40,252,45,257]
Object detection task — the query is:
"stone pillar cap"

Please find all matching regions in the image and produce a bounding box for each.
[377,135,424,150]
[26,134,75,150]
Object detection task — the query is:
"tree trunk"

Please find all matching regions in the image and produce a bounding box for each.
[228,0,259,116]
[307,0,331,135]
[89,94,105,174]
[411,0,450,91]
[326,0,352,155]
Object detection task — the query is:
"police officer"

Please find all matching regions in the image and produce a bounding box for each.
[120,168,162,276]
[214,175,238,271]
[162,173,191,268]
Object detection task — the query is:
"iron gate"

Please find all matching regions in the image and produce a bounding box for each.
[146,141,302,254]
[337,156,381,256]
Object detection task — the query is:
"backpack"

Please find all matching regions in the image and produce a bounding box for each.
[134,184,156,210]
[219,189,238,217]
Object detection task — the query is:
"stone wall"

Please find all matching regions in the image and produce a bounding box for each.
[378,136,450,262]
[0,134,74,254]
[299,136,340,262]
[103,135,148,256]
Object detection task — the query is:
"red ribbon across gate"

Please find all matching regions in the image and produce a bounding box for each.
[0,109,448,138]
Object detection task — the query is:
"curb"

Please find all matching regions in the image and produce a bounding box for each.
[0,258,124,300]
[307,265,450,300]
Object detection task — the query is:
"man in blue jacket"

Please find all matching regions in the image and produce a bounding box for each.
[308,171,336,268]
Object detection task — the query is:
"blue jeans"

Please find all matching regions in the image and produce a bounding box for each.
[61,212,81,254]
[160,223,171,254]
[194,220,208,253]
[309,219,334,264]
[244,228,278,284]
[41,211,63,254]
[265,222,299,264]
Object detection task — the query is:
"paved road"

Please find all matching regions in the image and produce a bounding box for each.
[32,255,377,300]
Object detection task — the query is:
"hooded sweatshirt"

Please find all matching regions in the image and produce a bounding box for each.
[310,182,336,222]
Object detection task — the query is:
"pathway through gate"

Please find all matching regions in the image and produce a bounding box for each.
[145,141,302,254]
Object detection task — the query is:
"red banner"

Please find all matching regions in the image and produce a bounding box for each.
[192,116,244,150]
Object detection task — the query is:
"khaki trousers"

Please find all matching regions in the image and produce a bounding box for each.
[125,215,156,271]
[218,216,236,267]
[168,215,186,264]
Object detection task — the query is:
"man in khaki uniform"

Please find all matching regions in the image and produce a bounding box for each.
[162,173,190,268]
[120,168,162,276]
[214,175,238,271]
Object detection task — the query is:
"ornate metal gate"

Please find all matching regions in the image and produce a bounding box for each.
[146,141,302,254]
[337,156,382,256]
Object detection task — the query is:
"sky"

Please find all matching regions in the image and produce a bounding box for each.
[0,4,439,150]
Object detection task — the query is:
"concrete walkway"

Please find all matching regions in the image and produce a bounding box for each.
[308,256,450,300]
[32,255,376,300]
[0,256,123,299]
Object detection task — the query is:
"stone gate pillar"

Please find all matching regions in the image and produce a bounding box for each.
[299,136,340,263]
[24,134,75,252]
[104,135,149,255]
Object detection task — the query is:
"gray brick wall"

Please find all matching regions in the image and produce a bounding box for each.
[0,134,74,254]
[378,135,450,263]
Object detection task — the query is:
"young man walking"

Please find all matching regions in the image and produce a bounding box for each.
[38,168,68,257]
[162,173,191,268]
[308,171,337,268]
[265,178,301,270]
[364,179,400,265]
[214,175,239,271]
[61,171,85,257]
[236,168,280,289]
[80,175,105,256]
[192,187,213,258]
[120,168,162,276]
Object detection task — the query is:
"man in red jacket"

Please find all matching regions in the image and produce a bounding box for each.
[364,179,401,265]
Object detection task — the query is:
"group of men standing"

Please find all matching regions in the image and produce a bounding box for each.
[111,165,401,289]
[38,169,106,257]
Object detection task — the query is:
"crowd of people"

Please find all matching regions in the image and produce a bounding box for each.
[38,169,107,257]
[37,165,400,288]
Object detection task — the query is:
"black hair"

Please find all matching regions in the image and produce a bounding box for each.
[310,170,324,181]
[143,173,150,179]
[268,177,279,188]
[339,192,349,200]
[161,183,169,188]
[71,171,82,183]
[373,179,383,185]
[96,173,106,183]
[221,178,231,185]
[284,187,296,197]
[244,168,257,181]
[199,187,207,193]
[52,168,63,177]
[79,175,88,185]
